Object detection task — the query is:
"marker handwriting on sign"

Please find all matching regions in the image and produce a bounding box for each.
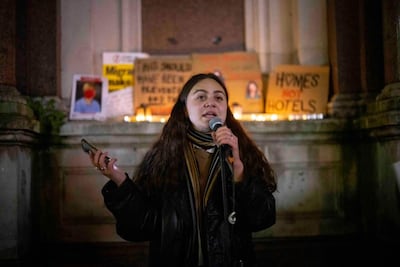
[266,65,329,115]
[136,74,158,83]
[281,89,302,99]
[275,72,320,91]
[147,95,177,105]
[267,99,317,113]
[134,57,193,115]
[138,82,183,94]
[138,61,159,72]
[162,74,185,83]
[137,61,192,73]
[161,62,192,72]
[270,72,319,112]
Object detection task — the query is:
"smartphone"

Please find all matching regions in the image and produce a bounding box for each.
[81,138,111,164]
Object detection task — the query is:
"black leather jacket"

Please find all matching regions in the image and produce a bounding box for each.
[102,172,275,267]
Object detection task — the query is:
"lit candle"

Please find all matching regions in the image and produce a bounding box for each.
[145,106,152,122]
[231,102,243,119]
[135,105,145,121]
[123,115,131,122]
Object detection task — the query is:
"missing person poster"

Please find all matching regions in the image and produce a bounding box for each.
[265,65,330,116]
[134,56,193,115]
[192,51,264,113]
[69,74,108,120]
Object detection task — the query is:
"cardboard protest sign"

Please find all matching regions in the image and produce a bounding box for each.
[134,52,263,116]
[192,51,264,113]
[134,56,192,115]
[265,65,330,116]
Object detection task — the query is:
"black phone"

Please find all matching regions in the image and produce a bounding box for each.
[81,138,111,164]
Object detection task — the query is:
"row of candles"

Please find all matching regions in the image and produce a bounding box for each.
[124,104,324,123]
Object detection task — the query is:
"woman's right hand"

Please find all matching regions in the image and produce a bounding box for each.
[90,149,127,186]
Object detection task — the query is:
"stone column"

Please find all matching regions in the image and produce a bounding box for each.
[357,0,400,240]
[245,0,270,72]
[362,0,400,130]
[121,0,143,52]
[326,0,363,118]
[0,0,16,87]
[0,0,39,261]
[245,0,295,73]
[382,0,400,84]
[359,0,384,100]
[296,0,328,65]
[268,0,294,70]
[376,0,400,106]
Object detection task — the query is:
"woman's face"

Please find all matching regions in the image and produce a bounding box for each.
[83,84,96,100]
[248,82,258,97]
[186,78,228,132]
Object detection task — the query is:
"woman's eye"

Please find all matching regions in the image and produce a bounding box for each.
[216,95,224,101]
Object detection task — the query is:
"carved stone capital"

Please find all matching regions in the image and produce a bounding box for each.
[327,93,362,118]
[0,85,39,132]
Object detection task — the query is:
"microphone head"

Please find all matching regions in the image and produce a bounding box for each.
[209,117,223,131]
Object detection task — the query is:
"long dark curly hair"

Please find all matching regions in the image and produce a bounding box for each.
[134,73,277,193]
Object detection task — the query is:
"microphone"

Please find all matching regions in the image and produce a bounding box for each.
[209,117,223,131]
[209,117,231,153]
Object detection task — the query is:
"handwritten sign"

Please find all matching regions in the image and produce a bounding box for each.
[192,51,264,113]
[105,87,134,118]
[134,56,192,115]
[265,65,329,115]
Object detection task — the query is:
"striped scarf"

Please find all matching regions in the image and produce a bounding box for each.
[185,127,235,264]
[185,127,221,210]
[185,127,234,207]
[185,128,235,266]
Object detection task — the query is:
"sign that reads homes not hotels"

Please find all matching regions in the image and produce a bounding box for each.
[265,65,330,116]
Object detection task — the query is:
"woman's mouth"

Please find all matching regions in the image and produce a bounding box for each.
[203,111,217,118]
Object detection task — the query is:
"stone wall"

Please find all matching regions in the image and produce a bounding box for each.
[35,119,359,243]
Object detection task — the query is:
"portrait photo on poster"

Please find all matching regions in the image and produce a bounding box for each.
[69,74,108,120]
[245,80,262,99]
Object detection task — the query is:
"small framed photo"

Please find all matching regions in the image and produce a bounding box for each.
[69,74,108,120]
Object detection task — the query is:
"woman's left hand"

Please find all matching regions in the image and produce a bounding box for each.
[212,126,244,182]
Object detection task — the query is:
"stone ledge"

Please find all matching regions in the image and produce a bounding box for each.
[356,110,400,129]
[60,118,349,137]
[60,121,165,136]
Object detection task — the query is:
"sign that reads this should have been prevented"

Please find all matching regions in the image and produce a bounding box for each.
[134,56,193,115]
[265,65,330,116]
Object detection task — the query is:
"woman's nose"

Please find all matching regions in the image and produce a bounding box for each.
[204,101,216,107]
